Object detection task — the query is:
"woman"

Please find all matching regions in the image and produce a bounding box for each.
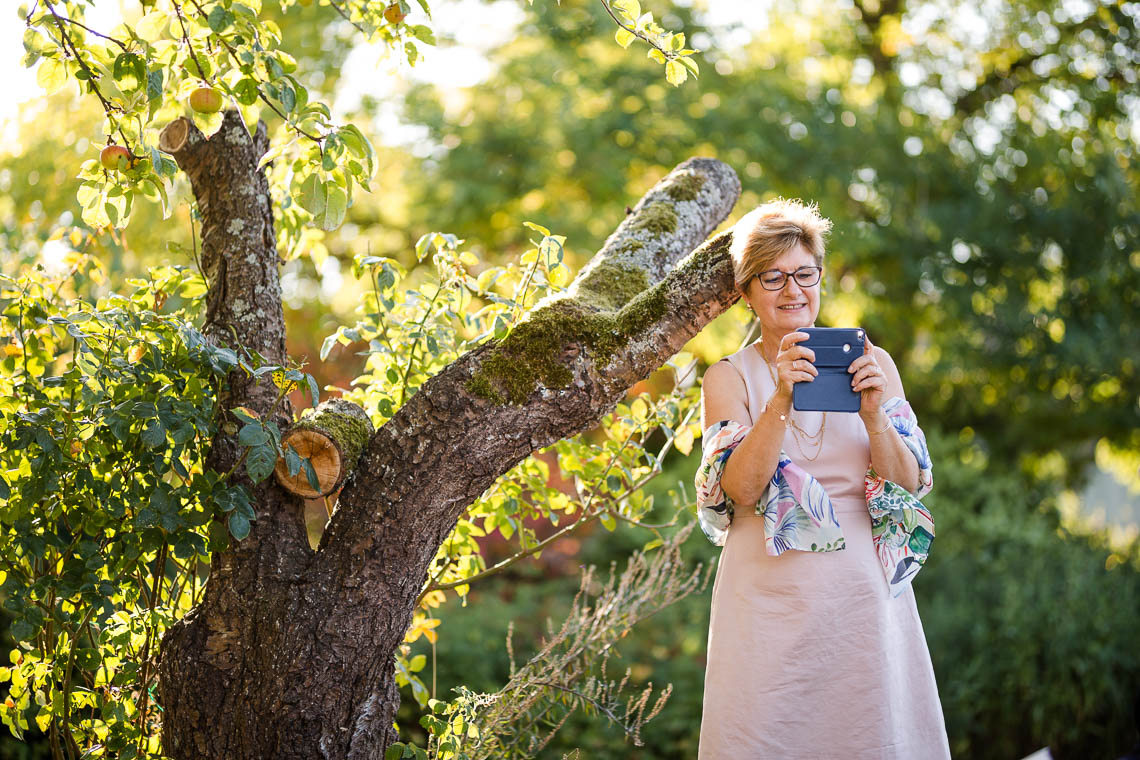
[695,199,951,758]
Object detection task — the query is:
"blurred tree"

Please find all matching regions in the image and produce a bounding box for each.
[402,0,1140,474]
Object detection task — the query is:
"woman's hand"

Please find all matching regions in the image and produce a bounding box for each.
[848,334,887,421]
[770,331,816,406]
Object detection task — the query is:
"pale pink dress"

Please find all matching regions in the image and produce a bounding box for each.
[698,341,952,759]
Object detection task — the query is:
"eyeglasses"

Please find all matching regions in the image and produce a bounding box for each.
[754,266,822,291]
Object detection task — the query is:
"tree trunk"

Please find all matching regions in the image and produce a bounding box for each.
[155,111,741,758]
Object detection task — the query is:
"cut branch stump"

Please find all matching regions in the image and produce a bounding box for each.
[274,399,373,498]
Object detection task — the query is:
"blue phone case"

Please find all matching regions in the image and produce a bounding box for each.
[792,327,865,413]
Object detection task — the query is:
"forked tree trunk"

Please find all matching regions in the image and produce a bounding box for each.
[155,110,741,759]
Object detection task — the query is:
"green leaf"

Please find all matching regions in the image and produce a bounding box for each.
[302,458,321,493]
[140,419,166,449]
[216,485,251,514]
[207,5,236,32]
[599,512,617,531]
[299,174,327,217]
[231,406,260,425]
[238,423,269,447]
[665,59,687,86]
[321,184,348,231]
[234,77,259,106]
[410,25,436,45]
[306,373,319,407]
[228,512,251,541]
[679,54,700,77]
[384,746,405,760]
[245,444,276,483]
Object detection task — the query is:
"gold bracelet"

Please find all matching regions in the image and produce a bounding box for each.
[763,403,788,424]
[867,417,892,435]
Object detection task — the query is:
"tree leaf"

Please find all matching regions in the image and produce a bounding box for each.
[321,184,348,231]
[615,28,636,49]
[228,512,251,540]
[299,174,326,217]
[245,444,276,483]
[665,59,687,86]
[140,419,166,449]
[611,0,640,22]
[36,57,68,95]
[238,423,269,447]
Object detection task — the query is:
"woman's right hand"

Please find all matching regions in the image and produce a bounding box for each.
[771,332,816,405]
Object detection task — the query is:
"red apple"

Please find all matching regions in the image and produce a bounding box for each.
[384,3,406,24]
[100,145,131,171]
[189,86,223,114]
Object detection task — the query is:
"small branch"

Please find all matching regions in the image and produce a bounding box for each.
[171,0,211,86]
[418,509,599,603]
[596,0,680,61]
[328,0,370,37]
[185,0,325,144]
[529,680,631,735]
[41,0,133,150]
[398,282,445,408]
[47,13,129,50]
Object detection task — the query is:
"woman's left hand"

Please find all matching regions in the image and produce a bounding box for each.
[848,334,887,421]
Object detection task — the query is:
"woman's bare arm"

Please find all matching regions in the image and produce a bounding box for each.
[700,360,789,507]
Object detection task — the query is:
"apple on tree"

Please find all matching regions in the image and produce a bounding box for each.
[99,144,132,171]
[189,86,223,114]
[384,3,406,24]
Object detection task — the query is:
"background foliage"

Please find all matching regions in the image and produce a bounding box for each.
[1,0,1138,757]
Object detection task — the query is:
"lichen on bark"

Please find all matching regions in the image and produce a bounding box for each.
[662,170,706,201]
[629,201,678,236]
[466,284,669,405]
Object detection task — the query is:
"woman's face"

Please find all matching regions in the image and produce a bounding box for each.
[743,242,821,334]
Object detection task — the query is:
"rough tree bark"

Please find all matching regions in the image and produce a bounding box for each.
[155,110,742,759]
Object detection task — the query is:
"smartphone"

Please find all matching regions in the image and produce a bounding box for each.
[792,327,865,413]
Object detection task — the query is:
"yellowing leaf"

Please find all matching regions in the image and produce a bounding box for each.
[611,0,640,22]
[674,425,695,456]
[665,59,687,86]
[615,28,636,49]
[128,344,146,363]
[137,11,169,41]
[36,58,68,95]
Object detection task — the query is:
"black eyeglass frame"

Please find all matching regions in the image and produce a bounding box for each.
[754,265,823,291]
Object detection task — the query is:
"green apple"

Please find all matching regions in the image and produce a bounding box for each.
[189,86,223,114]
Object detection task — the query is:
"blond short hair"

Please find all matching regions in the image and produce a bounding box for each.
[728,199,832,292]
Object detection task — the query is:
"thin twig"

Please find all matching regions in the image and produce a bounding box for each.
[328,0,369,36]
[596,0,678,61]
[41,0,134,150]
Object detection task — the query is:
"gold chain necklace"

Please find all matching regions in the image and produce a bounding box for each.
[758,337,827,461]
